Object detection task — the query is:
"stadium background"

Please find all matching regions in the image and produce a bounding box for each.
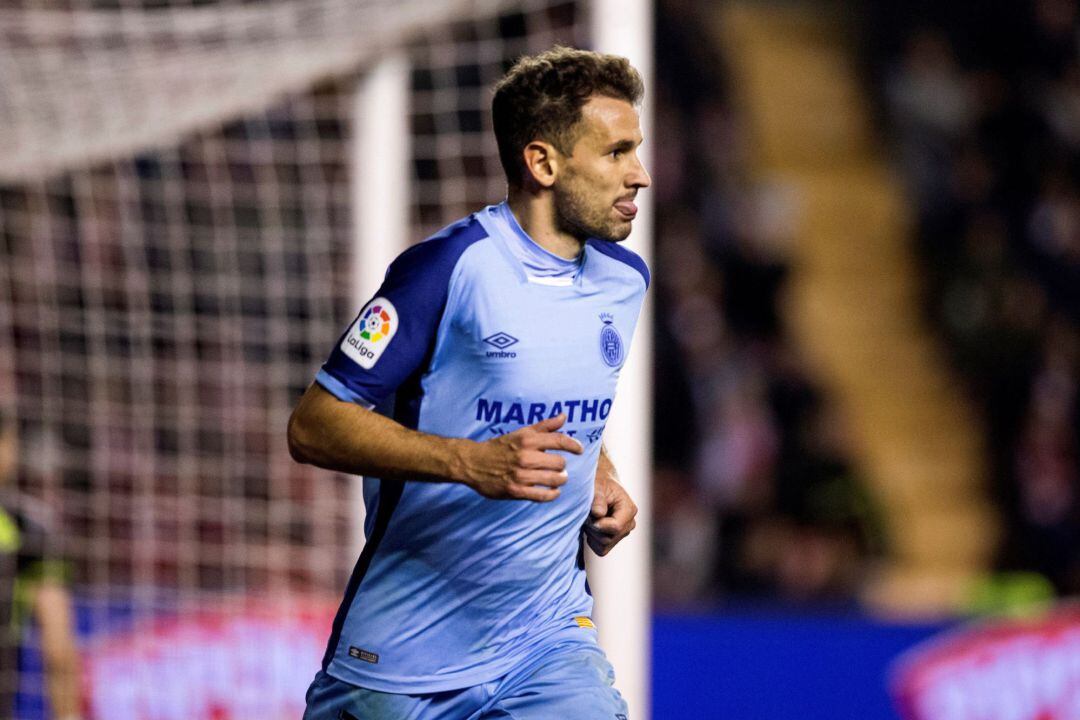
[1,0,1078,718]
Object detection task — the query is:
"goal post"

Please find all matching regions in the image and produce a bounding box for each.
[587,1,655,717]
[350,51,413,559]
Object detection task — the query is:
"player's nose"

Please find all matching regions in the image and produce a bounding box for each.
[627,154,651,189]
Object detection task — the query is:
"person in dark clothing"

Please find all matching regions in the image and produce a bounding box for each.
[0,408,83,720]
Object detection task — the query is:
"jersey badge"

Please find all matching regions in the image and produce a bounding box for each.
[342,297,398,369]
[599,313,623,368]
[348,646,380,664]
[483,331,519,359]
[483,331,519,350]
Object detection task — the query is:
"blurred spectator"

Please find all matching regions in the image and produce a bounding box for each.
[651,0,882,608]
[696,371,779,512]
[887,28,975,212]
[0,409,83,720]
[1012,319,1080,592]
[1030,0,1079,77]
[867,0,1080,599]
[653,468,717,606]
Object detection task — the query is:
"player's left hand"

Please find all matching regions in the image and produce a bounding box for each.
[585,452,637,556]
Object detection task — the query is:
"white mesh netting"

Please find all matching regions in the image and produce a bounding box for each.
[0,1,586,718]
[0,0,511,184]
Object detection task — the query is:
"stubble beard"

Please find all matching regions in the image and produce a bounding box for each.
[553,176,631,243]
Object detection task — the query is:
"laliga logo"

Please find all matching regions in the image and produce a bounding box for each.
[359,304,393,343]
[342,297,398,369]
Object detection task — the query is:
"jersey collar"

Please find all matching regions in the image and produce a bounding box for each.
[485,202,583,285]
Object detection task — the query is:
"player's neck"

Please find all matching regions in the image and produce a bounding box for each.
[506,193,584,260]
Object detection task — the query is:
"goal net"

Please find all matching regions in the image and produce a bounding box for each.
[0,2,585,718]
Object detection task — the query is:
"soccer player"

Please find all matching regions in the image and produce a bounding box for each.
[0,410,84,720]
[290,46,651,719]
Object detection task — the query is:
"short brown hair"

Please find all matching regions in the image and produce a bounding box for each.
[492,46,643,187]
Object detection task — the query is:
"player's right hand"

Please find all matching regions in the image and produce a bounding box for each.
[459,414,584,502]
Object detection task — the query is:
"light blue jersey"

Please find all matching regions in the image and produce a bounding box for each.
[314,202,648,694]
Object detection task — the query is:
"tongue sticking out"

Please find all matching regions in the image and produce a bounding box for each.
[614,200,638,217]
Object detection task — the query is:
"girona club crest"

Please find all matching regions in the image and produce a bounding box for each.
[599,313,623,368]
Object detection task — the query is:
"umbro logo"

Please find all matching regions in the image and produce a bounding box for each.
[483,332,519,349]
[483,332,519,359]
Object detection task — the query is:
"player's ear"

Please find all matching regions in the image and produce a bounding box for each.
[522,140,558,188]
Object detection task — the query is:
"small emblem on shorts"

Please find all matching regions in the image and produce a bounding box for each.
[575,616,596,629]
[348,646,379,664]
[599,314,623,368]
[616,714,628,720]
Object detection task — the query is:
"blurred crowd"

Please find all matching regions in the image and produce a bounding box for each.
[652,0,1080,609]
[866,0,1080,595]
[650,1,883,608]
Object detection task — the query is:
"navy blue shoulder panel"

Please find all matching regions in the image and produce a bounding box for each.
[317,215,489,407]
[586,239,650,289]
[317,216,487,670]
[388,215,490,282]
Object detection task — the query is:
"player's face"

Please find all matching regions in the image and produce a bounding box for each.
[554,95,651,242]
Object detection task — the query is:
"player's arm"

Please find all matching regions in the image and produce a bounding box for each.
[31,578,83,720]
[288,382,582,502]
[585,444,638,555]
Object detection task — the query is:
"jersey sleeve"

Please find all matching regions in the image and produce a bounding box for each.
[12,495,67,584]
[316,219,487,407]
